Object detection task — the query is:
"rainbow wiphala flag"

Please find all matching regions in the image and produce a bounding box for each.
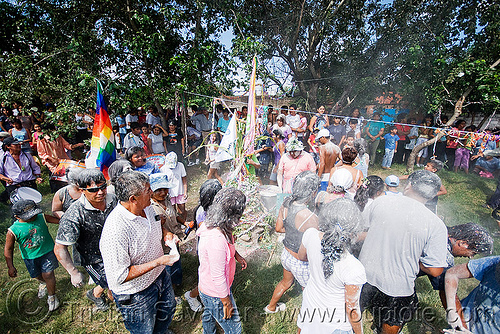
[89,80,116,177]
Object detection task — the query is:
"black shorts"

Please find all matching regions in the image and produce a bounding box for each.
[428,270,447,291]
[85,262,109,289]
[360,283,419,330]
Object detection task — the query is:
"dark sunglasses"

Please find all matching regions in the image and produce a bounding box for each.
[84,183,107,193]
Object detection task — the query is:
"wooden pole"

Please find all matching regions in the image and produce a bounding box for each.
[181,92,188,161]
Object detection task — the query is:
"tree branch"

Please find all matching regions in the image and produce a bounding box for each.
[34,50,69,66]
[291,0,307,50]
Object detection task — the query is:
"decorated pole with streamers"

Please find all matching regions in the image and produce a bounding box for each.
[243,56,258,155]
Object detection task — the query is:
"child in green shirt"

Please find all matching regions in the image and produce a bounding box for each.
[4,199,60,311]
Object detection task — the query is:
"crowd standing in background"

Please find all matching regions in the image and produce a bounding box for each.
[1,100,500,334]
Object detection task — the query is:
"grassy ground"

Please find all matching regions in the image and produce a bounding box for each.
[0,161,497,333]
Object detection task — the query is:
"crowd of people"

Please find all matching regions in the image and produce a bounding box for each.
[1,100,500,334]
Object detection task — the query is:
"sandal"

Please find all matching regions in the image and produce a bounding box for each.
[263,302,286,314]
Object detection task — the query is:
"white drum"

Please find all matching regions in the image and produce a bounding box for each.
[10,187,43,204]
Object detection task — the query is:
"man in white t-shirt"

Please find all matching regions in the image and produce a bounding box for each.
[100,171,179,334]
[359,170,448,334]
[146,106,161,128]
[125,109,139,131]
[122,122,144,150]
[191,107,213,134]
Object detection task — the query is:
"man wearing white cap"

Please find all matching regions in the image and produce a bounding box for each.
[384,175,402,195]
[317,129,341,191]
[277,137,316,193]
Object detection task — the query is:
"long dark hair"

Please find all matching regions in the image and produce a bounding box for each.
[318,198,362,279]
[354,175,384,211]
[283,171,320,209]
[194,179,223,226]
[205,187,246,243]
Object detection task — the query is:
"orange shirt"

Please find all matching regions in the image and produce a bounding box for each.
[37,135,71,173]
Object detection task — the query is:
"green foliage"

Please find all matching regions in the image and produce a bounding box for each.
[373,0,500,115]
[228,0,378,109]
[0,0,236,121]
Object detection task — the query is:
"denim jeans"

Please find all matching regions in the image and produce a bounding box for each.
[165,258,182,286]
[113,270,175,334]
[199,291,242,334]
[382,148,395,168]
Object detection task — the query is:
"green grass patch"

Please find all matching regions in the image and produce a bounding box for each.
[0,163,497,333]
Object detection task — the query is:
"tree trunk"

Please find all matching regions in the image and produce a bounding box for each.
[307,82,319,111]
[406,87,473,172]
[406,57,500,172]
[477,113,492,130]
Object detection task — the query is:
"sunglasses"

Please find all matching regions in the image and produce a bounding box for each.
[84,183,107,193]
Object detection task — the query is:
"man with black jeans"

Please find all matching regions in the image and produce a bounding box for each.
[394,114,410,164]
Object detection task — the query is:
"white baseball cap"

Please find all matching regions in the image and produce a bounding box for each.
[317,129,330,139]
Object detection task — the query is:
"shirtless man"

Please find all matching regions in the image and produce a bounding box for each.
[317,129,341,191]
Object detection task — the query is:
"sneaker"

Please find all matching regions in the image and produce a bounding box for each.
[86,289,109,311]
[184,291,202,312]
[38,283,47,299]
[195,159,200,165]
[263,302,286,314]
[187,161,195,167]
[47,295,60,311]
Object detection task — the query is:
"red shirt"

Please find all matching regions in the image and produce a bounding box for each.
[396,124,411,141]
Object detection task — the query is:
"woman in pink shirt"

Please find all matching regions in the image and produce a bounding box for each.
[197,187,247,333]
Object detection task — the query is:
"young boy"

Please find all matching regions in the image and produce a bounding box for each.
[342,132,356,150]
[399,159,447,213]
[384,175,402,195]
[160,152,188,221]
[423,159,448,213]
[4,200,60,311]
[149,173,186,288]
[307,128,320,164]
[381,125,400,169]
[348,118,361,139]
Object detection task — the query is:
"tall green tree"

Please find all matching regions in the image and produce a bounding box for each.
[0,0,235,123]
[229,0,380,110]
[373,0,500,116]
